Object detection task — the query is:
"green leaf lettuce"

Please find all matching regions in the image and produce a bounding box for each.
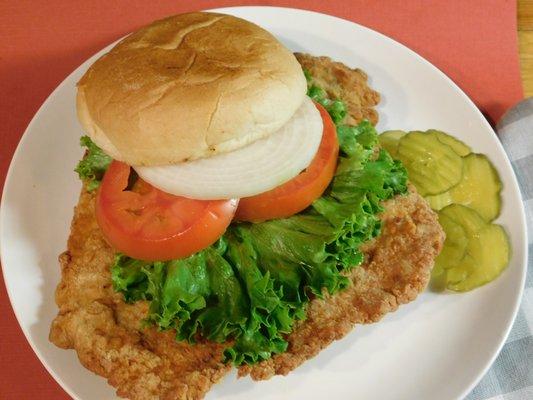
[111,112,407,365]
[79,75,408,365]
[75,136,112,191]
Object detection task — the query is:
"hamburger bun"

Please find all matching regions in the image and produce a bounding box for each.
[77,12,307,166]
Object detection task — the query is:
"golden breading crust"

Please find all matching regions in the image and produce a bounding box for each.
[238,187,444,379]
[50,54,443,399]
[295,53,380,126]
[49,188,231,400]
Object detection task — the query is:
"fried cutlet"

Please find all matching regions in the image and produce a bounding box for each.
[49,187,231,399]
[50,54,444,400]
[295,53,380,126]
[239,187,444,379]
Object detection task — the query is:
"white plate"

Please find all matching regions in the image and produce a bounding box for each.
[0,6,527,400]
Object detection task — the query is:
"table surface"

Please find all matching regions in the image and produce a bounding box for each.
[519,0,533,95]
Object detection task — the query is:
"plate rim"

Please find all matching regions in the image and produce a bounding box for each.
[0,5,528,400]
[0,47,85,400]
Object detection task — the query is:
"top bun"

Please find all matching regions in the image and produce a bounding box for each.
[77,12,307,166]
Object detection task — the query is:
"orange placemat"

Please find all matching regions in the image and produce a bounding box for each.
[0,1,523,399]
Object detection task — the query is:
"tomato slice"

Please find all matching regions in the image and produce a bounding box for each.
[235,102,339,222]
[96,161,238,261]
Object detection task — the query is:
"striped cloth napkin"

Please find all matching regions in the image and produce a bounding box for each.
[465,99,533,400]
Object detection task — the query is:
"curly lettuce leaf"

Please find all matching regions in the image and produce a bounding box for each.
[112,112,408,365]
[112,236,295,364]
[75,136,112,191]
[107,72,408,365]
[308,84,347,124]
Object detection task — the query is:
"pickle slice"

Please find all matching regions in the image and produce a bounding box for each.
[431,204,510,292]
[425,191,453,211]
[434,213,468,270]
[398,131,463,196]
[439,204,486,235]
[424,154,502,221]
[379,130,406,157]
[446,262,471,285]
[427,129,472,157]
[448,225,510,292]
[431,257,472,291]
[430,262,448,291]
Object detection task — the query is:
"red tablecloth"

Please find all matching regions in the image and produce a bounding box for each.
[0,1,523,398]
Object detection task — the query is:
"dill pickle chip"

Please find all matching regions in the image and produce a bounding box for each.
[446,264,471,285]
[430,262,448,291]
[425,192,453,211]
[397,131,463,196]
[379,130,406,157]
[432,204,510,292]
[434,213,468,270]
[427,129,472,157]
[447,154,502,221]
[447,225,510,292]
[424,154,502,220]
[439,204,486,235]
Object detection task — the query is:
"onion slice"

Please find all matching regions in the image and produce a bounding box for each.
[134,97,324,200]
